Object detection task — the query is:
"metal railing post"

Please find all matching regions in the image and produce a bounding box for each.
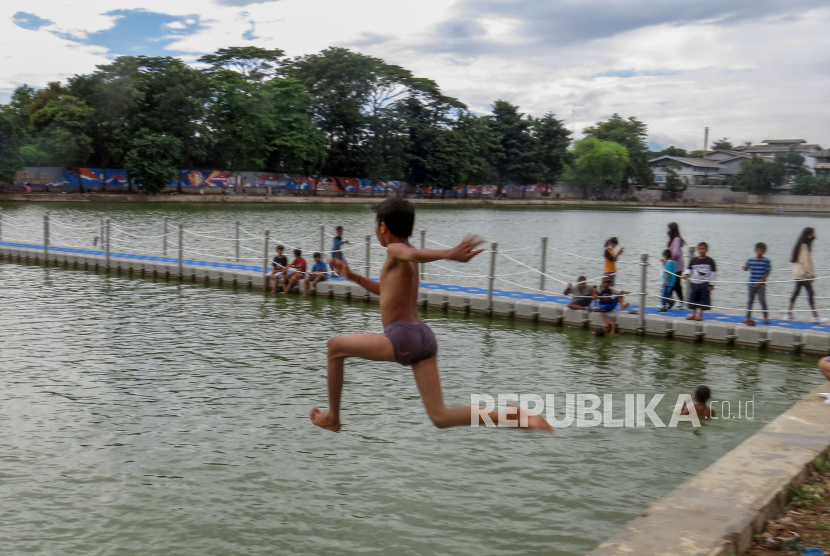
[99,213,105,252]
[320,225,325,253]
[163,217,169,257]
[364,235,371,278]
[263,230,270,277]
[419,229,426,281]
[0,207,4,241]
[539,236,548,291]
[178,224,184,278]
[638,253,648,333]
[235,220,240,263]
[487,242,498,314]
[685,245,695,305]
[105,218,111,269]
[43,211,50,263]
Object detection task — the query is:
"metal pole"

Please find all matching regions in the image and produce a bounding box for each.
[235,220,240,263]
[364,235,371,279]
[178,224,184,278]
[99,213,104,251]
[539,236,548,291]
[43,211,50,263]
[163,217,169,258]
[320,225,325,253]
[263,230,270,278]
[419,229,426,281]
[685,245,695,306]
[105,218,111,269]
[638,253,648,333]
[487,242,498,313]
[0,207,4,241]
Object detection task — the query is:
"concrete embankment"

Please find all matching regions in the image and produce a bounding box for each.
[588,380,830,556]
[4,192,830,212]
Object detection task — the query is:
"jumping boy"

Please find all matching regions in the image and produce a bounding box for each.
[683,242,717,321]
[592,276,630,334]
[310,198,553,433]
[303,252,328,296]
[742,242,771,326]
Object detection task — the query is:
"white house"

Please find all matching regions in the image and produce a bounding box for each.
[702,150,752,176]
[648,155,725,186]
[736,139,824,174]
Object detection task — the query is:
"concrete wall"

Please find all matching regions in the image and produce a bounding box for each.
[682,187,748,203]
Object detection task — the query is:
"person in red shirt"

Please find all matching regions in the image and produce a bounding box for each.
[283,249,307,293]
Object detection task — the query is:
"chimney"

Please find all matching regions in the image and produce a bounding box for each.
[703,127,709,157]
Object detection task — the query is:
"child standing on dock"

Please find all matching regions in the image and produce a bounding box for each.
[743,242,771,326]
[310,198,552,433]
[331,226,349,261]
[659,249,677,312]
[683,242,717,321]
[603,237,623,285]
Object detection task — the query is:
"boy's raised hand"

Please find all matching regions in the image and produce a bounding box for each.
[447,234,486,263]
[329,257,351,278]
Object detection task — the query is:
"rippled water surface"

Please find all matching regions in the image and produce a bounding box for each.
[0,255,824,555]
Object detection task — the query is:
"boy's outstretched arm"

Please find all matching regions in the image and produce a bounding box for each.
[387,235,485,264]
[329,258,380,295]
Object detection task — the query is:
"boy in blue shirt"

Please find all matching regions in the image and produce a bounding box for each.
[743,242,772,325]
[331,226,349,261]
[658,248,677,312]
[303,252,329,296]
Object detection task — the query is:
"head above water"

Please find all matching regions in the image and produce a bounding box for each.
[695,385,711,404]
[373,197,415,243]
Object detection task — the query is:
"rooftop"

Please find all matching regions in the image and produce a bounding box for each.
[762,139,807,144]
[648,155,722,168]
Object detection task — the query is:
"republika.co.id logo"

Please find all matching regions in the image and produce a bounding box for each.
[470,393,755,428]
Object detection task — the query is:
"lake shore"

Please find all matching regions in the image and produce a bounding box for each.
[3,192,830,213]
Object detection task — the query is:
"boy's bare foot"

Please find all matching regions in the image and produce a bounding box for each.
[686,315,696,320]
[310,407,341,432]
[620,302,630,310]
[694,316,703,321]
[742,319,755,326]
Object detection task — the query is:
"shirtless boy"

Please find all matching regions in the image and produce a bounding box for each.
[310,198,553,433]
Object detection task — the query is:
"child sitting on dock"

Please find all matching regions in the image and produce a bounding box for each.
[680,385,715,419]
[310,197,553,433]
[683,242,717,321]
[742,242,771,326]
[592,276,630,335]
[283,249,307,293]
[564,276,594,311]
[265,245,289,293]
[659,249,678,312]
[303,253,328,296]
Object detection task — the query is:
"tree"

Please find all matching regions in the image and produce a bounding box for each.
[533,113,571,186]
[123,131,182,194]
[655,145,688,157]
[583,114,651,188]
[661,162,686,201]
[563,137,629,199]
[794,173,830,196]
[0,86,33,183]
[711,137,733,150]
[488,100,539,190]
[732,156,785,194]
[199,46,285,81]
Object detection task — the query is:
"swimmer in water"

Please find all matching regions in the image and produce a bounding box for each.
[310,198,553,433]
[680,385,715,419]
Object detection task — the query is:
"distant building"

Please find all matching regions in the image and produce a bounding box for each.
[702,150,752,176]
[810,149,830,176]
[648,156,725,186]
[735,139,824,174]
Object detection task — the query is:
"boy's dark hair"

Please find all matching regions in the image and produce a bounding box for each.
[373,198,415,237]
[663,249,672,258]
[294,249,301,257]
[336,226,343,232]
[313,252,321,258]
[605,237,618,247]
[277,245,284,251]
[755,242,767,251]
[577,275,586,282]
[695,385,711,404]
[698,242,708,249]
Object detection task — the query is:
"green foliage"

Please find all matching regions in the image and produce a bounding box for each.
[534,113,572,184]
[732,156,785,194]
[661,162,686,201]
[711,137,733,150]
[123,131,182,194]
[794,173,830,195]
[583,113,651,187]
[655,145,688,157]
[488,100,540,187]
[563,137,629,198]
[776,149,805,169]
[198,46,285,81]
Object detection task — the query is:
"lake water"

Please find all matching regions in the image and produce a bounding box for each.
[0,205,826,555]
[3,203,830,316]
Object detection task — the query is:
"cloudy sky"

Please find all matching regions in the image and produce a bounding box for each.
[2,0,829,150]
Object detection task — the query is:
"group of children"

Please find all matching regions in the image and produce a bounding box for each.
[264,226,350,296]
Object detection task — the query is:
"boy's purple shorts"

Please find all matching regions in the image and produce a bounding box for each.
[383,321,438,366]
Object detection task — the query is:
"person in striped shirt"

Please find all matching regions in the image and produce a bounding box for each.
[742,242,772,326]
